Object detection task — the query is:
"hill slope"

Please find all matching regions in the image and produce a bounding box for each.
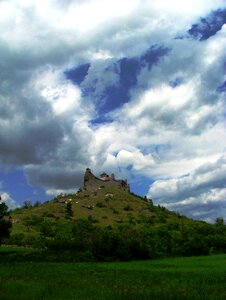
[11,186,180,233]
[5,169,226,260]
[10,168,192,234]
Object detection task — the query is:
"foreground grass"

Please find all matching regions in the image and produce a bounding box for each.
[0,254,225,299]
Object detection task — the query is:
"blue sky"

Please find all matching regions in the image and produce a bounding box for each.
[0,0,226,222]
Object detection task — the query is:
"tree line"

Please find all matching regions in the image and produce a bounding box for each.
[1,202,226,262]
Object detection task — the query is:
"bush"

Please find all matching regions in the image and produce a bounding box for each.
[123,205,133,211]
[96,201,105,208]
[42,211,55,218]
[28,210,226,262]
[34,201,41,207]
[6,233,26,246]
[65,202,73,220]
[23,201,32,209]
[0,203,12,244]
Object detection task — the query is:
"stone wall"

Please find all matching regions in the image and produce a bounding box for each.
[83,168,130,192]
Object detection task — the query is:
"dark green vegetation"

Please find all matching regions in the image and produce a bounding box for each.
[0,202,12,244]
[2,186,225,261]
[1,184,226,299]
[0,253,225,299]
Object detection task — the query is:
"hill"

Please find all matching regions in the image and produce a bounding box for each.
[4,169,226,260]
[10,168,188,234]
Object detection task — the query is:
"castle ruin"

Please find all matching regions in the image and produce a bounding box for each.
[83,168,130,192]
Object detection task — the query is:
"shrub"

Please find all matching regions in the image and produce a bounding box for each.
[42,211,55,218]
[65,202,73,220]
[88,215,99,223]
[23,201,32,209]
[96,201,105,208]
[34,201,41,207]
[123,205,133,211]
[6,233,26,246]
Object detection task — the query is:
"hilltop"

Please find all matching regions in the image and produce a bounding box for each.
[10,168,169,232]
[4,169,226,261]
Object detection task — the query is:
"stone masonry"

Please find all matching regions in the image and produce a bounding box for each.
[83,168,130,192]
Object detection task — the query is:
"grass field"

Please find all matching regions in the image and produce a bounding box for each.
[0,253,225,299]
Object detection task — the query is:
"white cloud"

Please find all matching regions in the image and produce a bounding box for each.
[60,0,140,33]
[116,149,155,171]
[0,0,225,221]
[0,192,19,210]
[46,188,78,197]
[35,68,84,116]
[147,156,226,221]
[126,80,196,125]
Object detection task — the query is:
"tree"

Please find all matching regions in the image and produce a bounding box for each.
[215,217,225,232]
[215,217,225,227]
[34,201,41,207]
[0,202,12,244]
[65,202,73,220]
[23,200,32,209]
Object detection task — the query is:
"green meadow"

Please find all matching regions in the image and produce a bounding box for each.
[0,252,225,300]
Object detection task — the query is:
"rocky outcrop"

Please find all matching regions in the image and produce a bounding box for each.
[83,168,130,192]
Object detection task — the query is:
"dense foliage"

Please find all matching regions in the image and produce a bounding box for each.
[0,202,12,245]
[5,191,226,261]
[5,212,226,262]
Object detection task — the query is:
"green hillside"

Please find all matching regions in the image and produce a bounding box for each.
[3,170,226,261]
[10,186,182,234]
[9,166,199,234]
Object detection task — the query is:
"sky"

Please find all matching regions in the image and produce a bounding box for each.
[0,0,226,223]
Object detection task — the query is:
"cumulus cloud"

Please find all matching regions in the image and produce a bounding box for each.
[0,192,19,210]
[148,156,226,221]
[0,0,225,221]
[88,16,226,222]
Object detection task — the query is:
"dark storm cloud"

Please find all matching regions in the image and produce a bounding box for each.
[0,64,92,192]
[0,75,64,165]
[0,117,63,165]
[0,0,95,193]
[22,112,93,192]
[188,8,226,41]
[25,165,84,190]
